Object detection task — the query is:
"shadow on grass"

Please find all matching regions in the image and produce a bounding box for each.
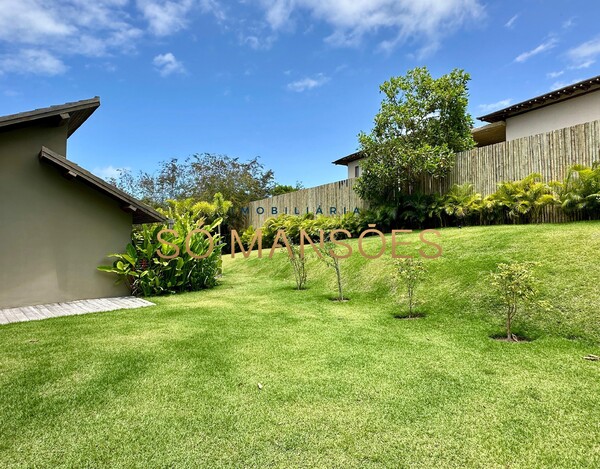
[393,312,426,320]
[489,331,533,342]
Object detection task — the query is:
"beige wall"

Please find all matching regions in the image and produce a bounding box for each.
[0,124,131,308]
[506,90,600,140]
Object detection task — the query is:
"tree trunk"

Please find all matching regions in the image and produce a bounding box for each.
[335,264,343,300]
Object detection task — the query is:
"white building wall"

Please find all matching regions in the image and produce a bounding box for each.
[506,90,600,140]
[346,160,363,179]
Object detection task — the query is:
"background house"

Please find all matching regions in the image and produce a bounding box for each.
[475,74,600,144]
[247,74,600,227]
[0,98,164,309]
[334,74,600,179]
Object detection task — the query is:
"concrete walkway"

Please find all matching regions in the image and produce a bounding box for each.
[0,297,154,325]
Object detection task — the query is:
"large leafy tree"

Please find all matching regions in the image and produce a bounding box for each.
[111,153,275,229]
[271,182,304,196]
[355,67,475,205]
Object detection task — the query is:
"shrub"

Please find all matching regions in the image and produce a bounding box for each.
[557,163,600,218]
[240,225,257,250]
[393,258,428,318]
[258,213,362,246]
[287,243,308,290]
[318,241,346,301]
[489,262,538,341]
[443,183,482,226]
[98,214,224,296]
[400,193,442,229]
[486,174,556,224]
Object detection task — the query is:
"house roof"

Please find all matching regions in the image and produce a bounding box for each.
[478,74,600,123]
[332,151,363,166]
[40,146,166,224]
[0,97,100,137]
[471,121,506,147]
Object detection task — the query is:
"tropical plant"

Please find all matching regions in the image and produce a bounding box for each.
[240,225,257,250]
[98,214,224,296]
[487,174,556,223]
[393,258,428,318]
[211,192,233,236]
[443,183,482,225]
[489,262,538,341]
[557,163,600,218]
[159,193,233,226]
[400,193,440,228]
[258,212,365,247]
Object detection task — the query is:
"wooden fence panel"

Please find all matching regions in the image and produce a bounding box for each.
[246,178,367,228]
[440,119,600,197]
[246,120,600,227]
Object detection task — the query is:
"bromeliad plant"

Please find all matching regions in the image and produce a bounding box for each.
[98,214,224,297]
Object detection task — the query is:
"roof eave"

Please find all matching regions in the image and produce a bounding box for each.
[0,97,101,138]
[478,75,600,123]
[332,151,364,166]
[39,146,166,225]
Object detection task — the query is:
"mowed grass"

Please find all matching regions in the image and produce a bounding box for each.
[1,222,600,468]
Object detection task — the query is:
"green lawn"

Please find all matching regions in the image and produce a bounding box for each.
[1,222,600,467]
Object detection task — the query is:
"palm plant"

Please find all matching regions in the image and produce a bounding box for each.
[400,192,433,228]
[557,163,600,218]
[443,183,482,225]
[488,173,556,223]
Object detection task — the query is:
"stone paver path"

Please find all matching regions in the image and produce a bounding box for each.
[0,297,154,325]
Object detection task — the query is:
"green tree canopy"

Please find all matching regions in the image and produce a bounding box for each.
[110,153,275,230]
[355,67,475,205]
[271,182,304,196]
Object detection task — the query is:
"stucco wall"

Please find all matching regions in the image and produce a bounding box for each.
[0,124,131,308]
[506,90,600,140]
[346,160,362,179]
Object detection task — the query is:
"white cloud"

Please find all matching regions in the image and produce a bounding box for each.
[0,0,140,51]
[515,38,557,63]
[478,99,512,113]
[137,0,225,36]
[0,0,143,74]
[137,0,193,36]
[547,70,564,79]
[0,49,67,75]
[287,73,330,92]
[0,0,221,76]
[505,14,519,29]
[242,34,276,50]
[562,17,576,29]
[153,52,186,76]
[93,165,129,180]
[257,0,484,54]
[567,37,600,69]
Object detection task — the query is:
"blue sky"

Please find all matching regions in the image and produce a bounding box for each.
[1,0,600,188]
